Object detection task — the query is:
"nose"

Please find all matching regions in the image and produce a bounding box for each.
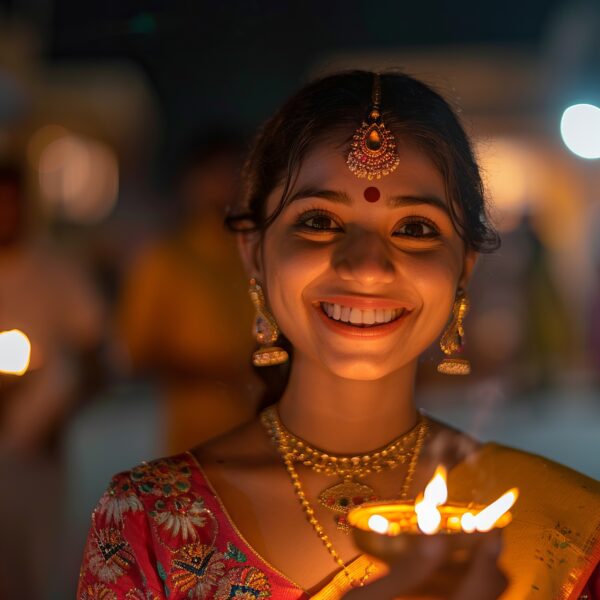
[333,227,396,286]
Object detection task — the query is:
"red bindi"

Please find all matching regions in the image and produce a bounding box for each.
[363,186,381,203]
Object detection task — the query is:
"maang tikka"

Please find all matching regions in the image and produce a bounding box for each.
[347,73,400,180]
[437,290,471,375]
[249,278,289,367]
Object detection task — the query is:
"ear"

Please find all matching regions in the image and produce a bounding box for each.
[458,249,478,292]
[237,230,263,279]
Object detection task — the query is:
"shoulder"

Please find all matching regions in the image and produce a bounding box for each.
[451,442,600,501]
[92,453,205,531]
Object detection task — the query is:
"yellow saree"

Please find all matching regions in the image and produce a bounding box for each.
[312,443,600,600]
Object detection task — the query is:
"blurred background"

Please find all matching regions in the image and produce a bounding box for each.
[0,0,598,597]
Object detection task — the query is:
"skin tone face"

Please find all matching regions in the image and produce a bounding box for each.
[239,140,477,453]
[243,142,476,377]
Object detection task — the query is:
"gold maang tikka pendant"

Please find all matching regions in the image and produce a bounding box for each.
[318,480,379,533]
[346,74,400,180]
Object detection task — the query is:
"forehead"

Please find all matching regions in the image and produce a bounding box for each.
[287,141,447,200]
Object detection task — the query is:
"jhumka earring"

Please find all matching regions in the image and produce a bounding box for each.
[437,290,471,375]
[347,73,400,180]
[248,278,289,367]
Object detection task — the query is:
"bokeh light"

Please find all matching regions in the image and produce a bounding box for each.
[560,103,600,159]
[0,329,31,375]
[33,128,119,223]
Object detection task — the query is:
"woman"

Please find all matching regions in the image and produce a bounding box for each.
[78,71,600,599]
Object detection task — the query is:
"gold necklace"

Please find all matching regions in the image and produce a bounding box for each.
[260,407,429,588]
[262,406,429,531]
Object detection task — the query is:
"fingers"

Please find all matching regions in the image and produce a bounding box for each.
[450,532,507,600]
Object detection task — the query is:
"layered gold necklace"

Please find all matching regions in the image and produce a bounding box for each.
[260,405,430,588]
[262,405,429,530]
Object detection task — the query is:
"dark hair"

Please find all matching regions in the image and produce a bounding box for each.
[226,70,500,408]
[226,70,500,253]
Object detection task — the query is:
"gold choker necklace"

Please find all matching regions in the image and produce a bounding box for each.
[261,406,429,531]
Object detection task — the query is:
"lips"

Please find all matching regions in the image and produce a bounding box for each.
[313,297,412,338]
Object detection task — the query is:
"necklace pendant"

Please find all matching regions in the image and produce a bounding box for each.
[318,480,379,533]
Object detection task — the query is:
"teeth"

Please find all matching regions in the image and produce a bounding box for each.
[333,304,341,320]
[321,302,404,326]
[349,308,362,324]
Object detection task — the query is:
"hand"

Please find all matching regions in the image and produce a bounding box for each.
[343,530,507,600]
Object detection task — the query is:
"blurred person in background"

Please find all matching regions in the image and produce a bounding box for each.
[118,131,259,453]
[0,164,106,598]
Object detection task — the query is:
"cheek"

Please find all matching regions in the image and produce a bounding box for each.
[401,251,462,328]
[261,234,330,331]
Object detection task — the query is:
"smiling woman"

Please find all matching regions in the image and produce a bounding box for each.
[78,71,600,600]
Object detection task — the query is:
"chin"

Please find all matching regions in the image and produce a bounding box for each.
[322,356,403,382]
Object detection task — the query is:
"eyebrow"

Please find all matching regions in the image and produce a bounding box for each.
[286,185,450,217]
[388,194,451,217]
[286,186,352,206]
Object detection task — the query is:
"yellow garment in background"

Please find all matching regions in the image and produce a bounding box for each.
[311,444,600,600]
[119,219,259,452]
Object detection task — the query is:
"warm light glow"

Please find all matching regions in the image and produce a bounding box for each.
[37,133,119,223]
[560,103,600,159]
[415,466,448,534]
[416,503,442,534]
[423,466,448,505]
[367,514,390,534]
[472,488,519,532]
[0,330,31,375]
[460,511,477,533]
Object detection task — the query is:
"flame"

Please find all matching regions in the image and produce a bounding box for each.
[367,514,390,534]
[423,465,448,505]
[472,488,519,532]
[460,511,477,533]
[415,465,448,534]
[0,330,31,375]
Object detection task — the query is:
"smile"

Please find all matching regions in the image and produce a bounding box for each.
[319,302,406,328]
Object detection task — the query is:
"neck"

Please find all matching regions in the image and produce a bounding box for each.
[277,353,419,455]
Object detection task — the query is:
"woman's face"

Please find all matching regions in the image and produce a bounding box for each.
[242,142,477,380]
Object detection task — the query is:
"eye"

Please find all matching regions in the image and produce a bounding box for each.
[393,217,440,238]
[295,210,343,232]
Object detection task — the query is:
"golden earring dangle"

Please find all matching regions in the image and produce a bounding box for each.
[437,290,471,375]
[248,278,289,367]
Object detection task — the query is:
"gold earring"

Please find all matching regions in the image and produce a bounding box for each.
[437,290,471,375]
[249,278,289,367]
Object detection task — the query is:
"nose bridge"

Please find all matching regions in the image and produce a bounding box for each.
[333,225,395,284]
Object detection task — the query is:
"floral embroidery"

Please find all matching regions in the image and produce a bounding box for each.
[131,458,193,497]
[151,495,207,541]
[99,476,143,525]
[79,582,118,600]
[170,543,225,598]
[224,541,248,563]
[215,566,271,599]
[88,527,136,583]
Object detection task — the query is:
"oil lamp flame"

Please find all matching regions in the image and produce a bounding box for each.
[424,465,448,505]
[415,466,447,534]
[461,488,519,533]
[367,514,390,534]
[0,329,31,375]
